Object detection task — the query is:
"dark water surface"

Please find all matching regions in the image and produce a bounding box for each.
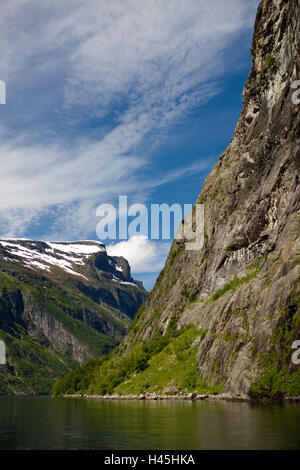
[0,396,299,450]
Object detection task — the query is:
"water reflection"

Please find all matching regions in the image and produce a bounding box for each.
[0,397,299,450]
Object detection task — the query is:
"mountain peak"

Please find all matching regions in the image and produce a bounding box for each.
[0,239,144,290]
[0,238,146,394]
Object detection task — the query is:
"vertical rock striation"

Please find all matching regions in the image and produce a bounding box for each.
[124,0,300,398]
[0,240,146,394]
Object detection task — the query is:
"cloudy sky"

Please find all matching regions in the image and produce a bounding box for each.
[0,0,260,289]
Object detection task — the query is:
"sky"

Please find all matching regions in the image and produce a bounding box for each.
[0,0,261,290]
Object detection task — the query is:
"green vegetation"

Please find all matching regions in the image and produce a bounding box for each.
[0,270,121,357]
[264,53,272,67]
[246,251,269,271]
[128,303,146,335]
[208,271,258,303]
[169,246,183,266]
[53,323,222,397]
[30,289,118,357]
[180,284,199,304]
[257,0,264,14]
[0,273,16,293]
[250,289,300,398]
[0,327,77,395]
[0,266,125,394]
[251,368,300,398]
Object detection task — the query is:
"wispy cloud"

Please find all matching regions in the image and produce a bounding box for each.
[0,0,260,240]
[0,125,215,239]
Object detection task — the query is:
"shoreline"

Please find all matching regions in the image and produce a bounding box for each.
[58,393,300,403]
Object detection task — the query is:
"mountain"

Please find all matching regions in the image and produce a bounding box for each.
[0,239,146,394]
[53,0,300,400]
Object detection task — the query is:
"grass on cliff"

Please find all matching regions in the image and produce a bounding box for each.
[251,367,300,398]
[0,269,122,394]
[250,289,300,398]
[0,326,78,395]
[114,327,221,395]
[0,270,120,358]
[0,262,128,336]
[208,271,258,303]
[31,289,119,357]
[46,282,128,334]
[207,254,268,303]
[52,322,222,397]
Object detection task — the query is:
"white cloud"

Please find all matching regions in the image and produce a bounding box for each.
[0,132,143,212]
[0,0,260,239]
[0,126,214,238]
[107,235,170,274]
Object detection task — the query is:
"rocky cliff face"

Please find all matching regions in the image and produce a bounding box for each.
[124,0,300,398]
[0,239,146,394]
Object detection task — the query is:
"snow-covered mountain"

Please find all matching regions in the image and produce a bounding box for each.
[0,239,142,290]
[0,239,146,395]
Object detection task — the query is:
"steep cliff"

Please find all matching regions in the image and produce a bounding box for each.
[126,0,300,397]
[53,0,300,399]
[0,240,146,394]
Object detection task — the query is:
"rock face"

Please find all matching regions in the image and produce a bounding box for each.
[125,0,300,397]
[0,239,146,394]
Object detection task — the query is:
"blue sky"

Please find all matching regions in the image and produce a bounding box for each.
[0,0,260,289]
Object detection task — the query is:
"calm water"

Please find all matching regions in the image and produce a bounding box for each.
[0,396,299,450]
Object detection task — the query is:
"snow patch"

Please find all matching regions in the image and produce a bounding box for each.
[0,240,89,280]
[112,274,138,288]
[48,242,104,255]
